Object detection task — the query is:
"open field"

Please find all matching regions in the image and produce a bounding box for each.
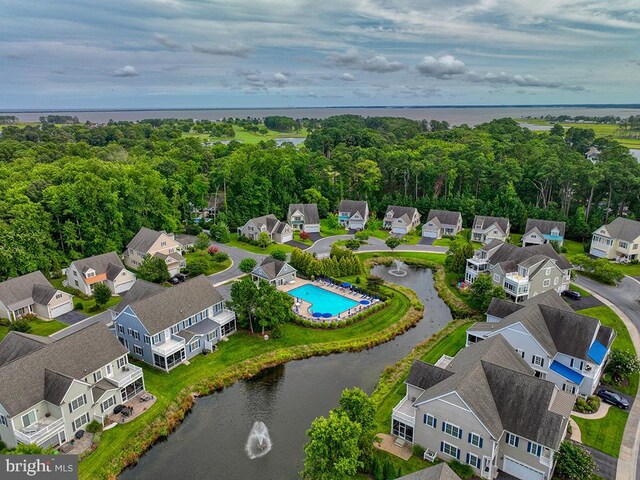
[186,125,307,145]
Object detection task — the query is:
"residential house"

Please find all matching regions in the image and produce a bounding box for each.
[109,280,165,322]
[391,335,574,480]
[466,291,615,396]
[0,271,73,321]
[585,147,600,163]
[252,258,297,286]
[123,227,186,276]
[396,463,461,480]
[0,323,145,449]
[383,205,421,235]
[66,252,136,296]
[589,217,640,261]
[422,210,463,239]
[465,241,572,302]
[113,276,236,372]
[471,216,510,243]
[337,200,369,230]
[237,215,293,244]
[287,203,320,233]
[522,220,566,247]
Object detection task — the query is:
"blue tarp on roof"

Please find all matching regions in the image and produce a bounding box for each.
[587,341,608,365]
[550,361,584,385]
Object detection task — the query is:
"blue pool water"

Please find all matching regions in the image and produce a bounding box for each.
[288,284,360,316]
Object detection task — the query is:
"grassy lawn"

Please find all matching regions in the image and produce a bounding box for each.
[320,218,348,237]
[292,232,313,245]
[569,283,592,297]
[515,119,640,149]
[193,125,308,145]
[49,278,122,315]
[365,228,391,240]
[563,239,587,259]
[184,250,232,275]
[608,262,640,277]
[578,305,638,396]
[79,284,414,479]
[433,231,466,247]
[508,232,523,245]
[227,234,296,255]
[0,319,67,342]
[421,323,469,364]
[358,251,447,265]
[573,407,628,458]
[400,228,423,245]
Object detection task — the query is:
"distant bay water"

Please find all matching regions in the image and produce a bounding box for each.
[3,105,640,126]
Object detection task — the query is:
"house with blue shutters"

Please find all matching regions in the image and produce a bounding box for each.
[466,290,615,396]
[112,276,236,372]
[392,335,574,480]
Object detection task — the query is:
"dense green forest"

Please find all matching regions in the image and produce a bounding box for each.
[0,116,638,280]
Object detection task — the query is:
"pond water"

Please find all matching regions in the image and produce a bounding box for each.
[119,263,452,480]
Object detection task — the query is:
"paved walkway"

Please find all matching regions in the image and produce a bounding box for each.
[373,433,413,460]
[572,402,611,419]
[207,241,266,285]
[574,277,640,480]
[306,234,448,256]
[569,418,582,443]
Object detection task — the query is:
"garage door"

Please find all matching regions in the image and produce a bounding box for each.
[423,230,438,238]
[50,301,73,318]
[115,280,135,294]
[392,226,408,235]
[281,233,293,243]
[502,456,544,480]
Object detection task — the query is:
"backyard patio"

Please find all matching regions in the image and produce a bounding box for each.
[105,391,157,426]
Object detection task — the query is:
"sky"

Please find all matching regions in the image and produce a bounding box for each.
[1,0,639,109]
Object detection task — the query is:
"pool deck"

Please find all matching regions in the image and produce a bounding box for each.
[280,278,378,322]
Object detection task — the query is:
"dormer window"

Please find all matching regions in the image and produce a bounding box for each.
[551,228,559,236]
[55,293,63,299]
[161,241,166,247]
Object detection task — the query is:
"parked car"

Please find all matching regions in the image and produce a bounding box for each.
[562,290,582,300]
[597,389,629,409]
[169,276,180,285]
[175,273,187,282]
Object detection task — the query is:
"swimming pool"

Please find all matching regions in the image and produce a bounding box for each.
[287,284,360,317]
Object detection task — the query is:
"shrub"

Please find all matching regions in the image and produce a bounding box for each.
[573,254,624,285]
[93,283,112,308]
[207,245,219,256]
[555,441,598,480]
[0,318,10,327]
[184,223,203,235]
[605,348,640,385]
[194,232,210,250]
[74,301,84,310]
[187,258,209,276]
[209,222,230,243]
[354,231,369,241]
[0,440,6,452]
[212,252,229,263]
[299,231,311,241]
[345,239,361,250]
[271,324,284,339]
[239,257,258,273]
[85,420,103,434]
[8,319,31,333]
[271,249,287,261]
[412,444,425,458]
[447,460,474,480]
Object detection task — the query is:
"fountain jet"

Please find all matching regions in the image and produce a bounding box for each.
[245,421,272,459]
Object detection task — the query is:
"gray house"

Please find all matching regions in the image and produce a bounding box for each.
[522,220,566,247]
[391,335,573,480]
[471,216,510,243]
[465,241,572,302]
[287,203,320,233]
[109,280,166,322]
[467,291,615,397]
[123,227,186,277]
[237,214,293,244]
[66,252,136,296]
[251,258,297,286]
[422,210,463,239]
[0,323,145,449]
[0,271,74,321]
[338,200,369,230]
[589,217,640,261]
[383,206,421,235]
[113,275,236,371]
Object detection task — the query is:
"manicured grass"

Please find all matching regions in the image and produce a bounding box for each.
[49,278,122,315]
[433,231,466,247]
[184,250,232,275]
[420,322,469,364]
[609,262,640,277]
[573,407,628,458]
[320,218,348,237]
[578,305,638,396]
[0,319,67,342]
[508,232,523,245]
[79,284,416,480]
[358,251,446,264]
[0,326,7,342]
[370,449,435,478]
[365,228,391,240]
[292,232,313,245]
[227,234,296,255]
[563,239,587,259]
[401,229,423,245]
[194,125,308,145]
[569,283,592,297]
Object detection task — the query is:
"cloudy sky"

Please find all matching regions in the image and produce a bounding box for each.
[1,0,639,109]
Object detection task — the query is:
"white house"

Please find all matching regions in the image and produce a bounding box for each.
[471,216,510,243]
[383,205,421,235]
[0,271,73,321]
[67,252,136,296]
[287,203,320,233]
[589,217,640,261]
[522,220,566,247]
[422,210,463,239]
[337,200,369,230]
[124,227,186,277]
[237,215,293,244]
[251,258,297,286]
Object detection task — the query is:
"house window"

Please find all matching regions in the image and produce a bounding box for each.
[543,279,550,287]
[93,370,103,382]
[569,359,584,370]
[506,433,519,447]
[424,414,437,428]
[101,395,116,413]
[493,274,500,283]
[133,345,144,356]
[620,241,628,249]
[72,413,90,432]
[152,334,161,345]
[21,410,37,428]
[117,357,126,369]
[189,339,201,353]
[545,268,551,276]
[73,271,77,276]
[206,332,217,342]
[75,280,79,287]
[468,432,482,448]
[441,441,460,459]
[132,330,140,341]
[0,414,7,427]
[527,441,542,457]
[144,335,150,345]
[161,241,166,247]
[532,355,544,368]
[69,394,87,413]
[554,277,559,286]
[515,349,525,358]
[118,325,125,334]
[443,421,462,439]
[466,453,481,468]
[55,293,63,299]
[127,328,133,336]
[562,383,577,395]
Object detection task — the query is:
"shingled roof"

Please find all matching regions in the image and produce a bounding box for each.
[126,227,170,253]
[0,331,53,366]
[473,215,509,233]
[0,271,60,310]
[112,279,166,314]
[599,217,640,242]
[339,199,368,218]
[125,275,224,335]
[70,252,126,281]
[288,203,320,225]
[0,322,128,416]
[252,257,294,281]
[426,209,461,227]
[525,219,566,238]
[397,464,461,480]
[408,335,571,449]
[245,214,282,234]
[385,205,419,221]
[481,241,572,273]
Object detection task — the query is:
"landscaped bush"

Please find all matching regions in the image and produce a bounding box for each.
[299,231,311,241]
[354,231,370,241]
[8,319,31,333]
[574,396,600,414]
[411,443,425,458]
[0,318,10,327]
[271,249,287,261]
[291,300,389,329]
[184,223,203,235]
[75,301,84,310]
[573,254,624,285]
[212,252,229,263]
[85,420,103,434]
[447,459,474,480]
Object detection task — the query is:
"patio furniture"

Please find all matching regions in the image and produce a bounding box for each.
[75,430,85,440]
[394,437,406,448]
[23,425,39,434]
[140,393,152,402]
[423,449,437,462]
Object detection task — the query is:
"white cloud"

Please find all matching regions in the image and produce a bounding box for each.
[112,65,139,77]
[153,33,181,50]
[273,72,289,86]
[340,73,356,81]
[192,43,253,58]
[417,55,466,78]
[327,49,404,73]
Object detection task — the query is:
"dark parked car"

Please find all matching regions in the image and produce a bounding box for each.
[562,290,582,300]
[175,273,187,282]
[169,276,180,285]
[597,389,629,409]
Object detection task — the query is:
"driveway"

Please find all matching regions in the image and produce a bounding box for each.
[50,310,113,339]
[563,294,603,311]
[418,237,435,246]
[285,239,310,250]
[56,310,89,325]
[581,444,618,480]
[207,241,266,285]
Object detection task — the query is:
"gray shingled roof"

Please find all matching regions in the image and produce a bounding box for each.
[126,275,224,335]
[44,369,74,405]
[174,234,197,248]
[473,215,510,233]
[246,214,282,234]
[31,284,59,305]
[91,378,118,403]
[70,252,126,281]
[397,464,461,480]
[253,257,291,281]
[111,280,166,314]
[184,318,219,335]
[126,227,165,253]
[426,209,461,227]
[410,335,569,448]
[484,242,572,273]
[338,199,368,218]
[525,219,566,238]
[0,331,53,366]
[385,205,419,221]
[0,271,57,310]
[0,322,128,416]
[600,217,640,242]
[288,203,320,225]
[486,298,525,319]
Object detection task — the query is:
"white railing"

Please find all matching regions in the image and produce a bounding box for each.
[540,454,553,467]
[110,364,143,387]
[392,397,416,425]
[212,309,235,325]
[14,417,64,445]
[152,336,185,356]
